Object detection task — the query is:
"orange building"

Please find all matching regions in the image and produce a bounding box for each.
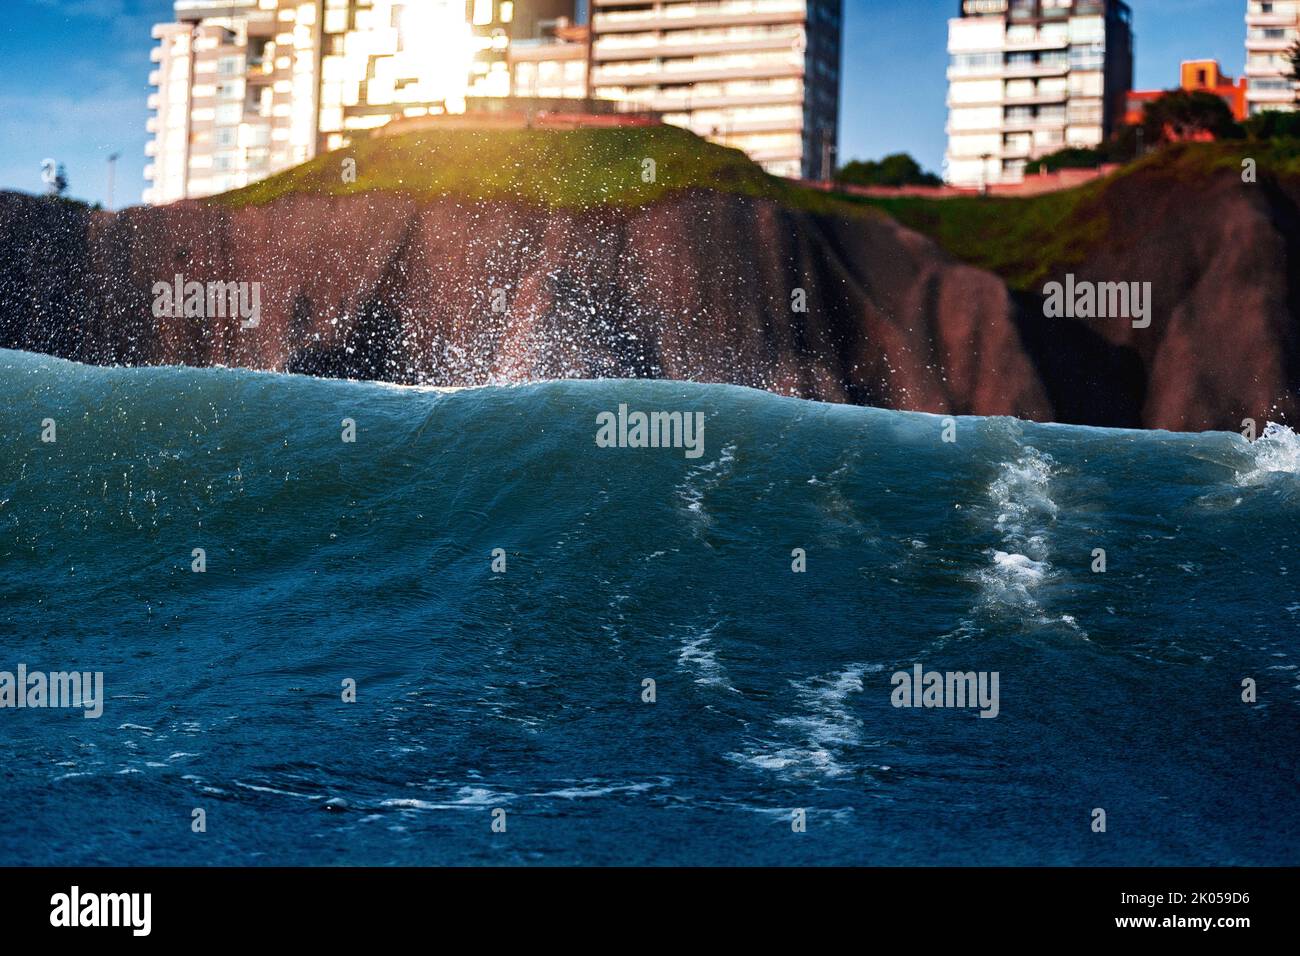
[1124,59,1250,128]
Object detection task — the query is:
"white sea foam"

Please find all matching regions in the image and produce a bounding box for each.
[675,443,736,524]
[730,664,877,779]
[380,787,510,811]
[677,623,738,691]
[534,781,660,800]
[1238,423,1300,485]
[977,447,1058,610]
[992,550,1048,581]
[235,781,324,800]
[971,446,1086,635]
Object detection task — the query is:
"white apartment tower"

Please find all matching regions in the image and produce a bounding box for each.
[145,0,566,204]
[146,1,326,204]
[945,0,1133,187]
[1245,0,1300,115]
[146,0,843,200]
[581,0,843,180]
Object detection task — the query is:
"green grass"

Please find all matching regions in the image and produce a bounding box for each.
[213,124,862,215]
[862,139,1300,290]
[1132,137,1300,179]
[864,186,1108,291]
[211,130,1300,286]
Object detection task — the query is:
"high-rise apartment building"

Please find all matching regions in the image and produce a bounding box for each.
[1245,0,1300,116]
[588,0,842,179]
[145,0,571,203]
[146,1,323,204]
[146,0,842,202]
[944,0,1133,187]
[508,19,589,99]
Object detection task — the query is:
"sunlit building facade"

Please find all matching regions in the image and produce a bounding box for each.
[145,0,569,202]
[146,0,319,203]
[944,0,1133,187]
[588,0,842,179]
[145,0,842,201]
[509,20,590,99]
[1245,0,1300,116]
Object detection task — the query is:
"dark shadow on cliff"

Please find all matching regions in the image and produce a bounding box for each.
[0,194,92,359]
[285,291,409,382]
[545,269,664,380]
[285,227,415,383]
[1010,289,1147,428]
[1259,175,1300,426]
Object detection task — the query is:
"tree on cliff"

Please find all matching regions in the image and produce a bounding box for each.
[1289,39,1300,106]
[836,154,941,188]
[1141,90,1242,144]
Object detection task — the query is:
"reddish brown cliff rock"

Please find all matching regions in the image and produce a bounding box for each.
[0,188,1053,420]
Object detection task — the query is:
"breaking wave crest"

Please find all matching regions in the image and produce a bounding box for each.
[977,446,1059,613]
[1238,423,1300,485]
[0,350,1296,865]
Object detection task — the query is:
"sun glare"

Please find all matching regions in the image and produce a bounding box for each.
[393,0,476,113]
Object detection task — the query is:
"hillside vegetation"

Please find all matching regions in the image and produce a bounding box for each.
[861,139,1300,290]
[215,124,857,214]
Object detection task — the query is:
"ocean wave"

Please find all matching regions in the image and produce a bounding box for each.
[676,622,738,691]
[675,442,737,525]
[976,446,1058,610]
[1238,423,1300,485]
[730,665,878,780]
[1,351,1295,864]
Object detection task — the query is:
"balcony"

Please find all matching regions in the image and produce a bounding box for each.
[1002,61,1069,78]
[1247,85,1298,102]
[1002,91,1068,106]
[1246,62,1294,76]
[594,59,803,87]
[1245,12,1300,28]
[593,2,805,34]
[947,65,1003,80]
[634,89,803,111]
[594,35,802,61]
[1002,115,1066,131]
[1246,35,1298,52]
[947,96,1003,108]
[1005,35,1069,51]
[688,116,800,135]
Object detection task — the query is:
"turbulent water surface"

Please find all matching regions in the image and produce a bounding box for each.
[0,349,1297,865]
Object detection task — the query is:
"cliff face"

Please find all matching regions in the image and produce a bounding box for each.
[1029,164,1300,433]
[0,187,1051,419]
[1,141,1297,432]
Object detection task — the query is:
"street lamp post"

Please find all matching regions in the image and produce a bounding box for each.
[107,153,121,211]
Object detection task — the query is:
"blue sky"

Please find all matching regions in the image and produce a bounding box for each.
[2,0,1248,206]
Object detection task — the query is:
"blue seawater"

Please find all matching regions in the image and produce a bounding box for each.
[0,348,1297,866]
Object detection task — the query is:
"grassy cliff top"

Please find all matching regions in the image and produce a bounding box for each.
[861,139,1300,291]
[214,123,854,214]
